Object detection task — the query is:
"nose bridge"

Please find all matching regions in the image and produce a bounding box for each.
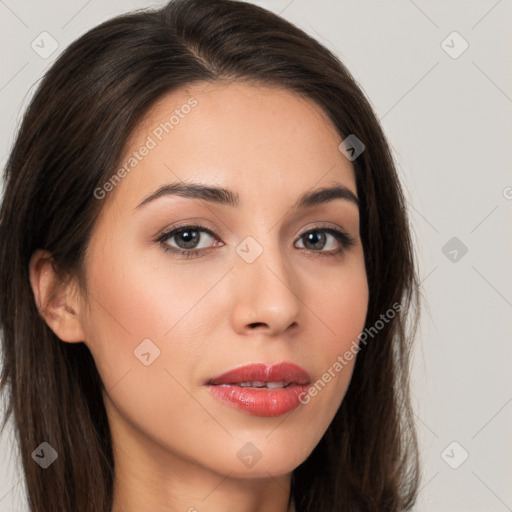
[231,228,301,330]
[235,226,290,283]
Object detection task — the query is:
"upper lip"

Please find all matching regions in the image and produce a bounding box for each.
[206,362,311,386]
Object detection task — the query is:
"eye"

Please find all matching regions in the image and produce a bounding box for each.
[296,226,355,256]
[157,223,222,258]
[156,223,355,259]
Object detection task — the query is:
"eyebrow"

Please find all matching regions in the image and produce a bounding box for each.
[135,182,359,211]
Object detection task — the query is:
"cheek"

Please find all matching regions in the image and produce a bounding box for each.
[314,253,369,352]
[80,241,231,388]
[79,248,222,453]
[298,255,368,418]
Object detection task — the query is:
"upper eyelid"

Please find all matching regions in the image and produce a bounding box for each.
[157,223,216,240]
[158,222,346,236]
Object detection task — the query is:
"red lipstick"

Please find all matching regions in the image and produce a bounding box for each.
[206,362,310,417]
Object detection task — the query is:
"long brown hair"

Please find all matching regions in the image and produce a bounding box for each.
[0,0,421,510]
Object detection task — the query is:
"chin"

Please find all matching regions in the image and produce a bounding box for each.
[204,435,317,479]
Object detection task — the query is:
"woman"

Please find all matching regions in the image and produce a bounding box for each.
[0,0,421,510]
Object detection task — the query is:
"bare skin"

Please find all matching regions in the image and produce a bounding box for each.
[30,81,369,512]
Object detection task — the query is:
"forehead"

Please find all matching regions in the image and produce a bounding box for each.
[106,81,357,213]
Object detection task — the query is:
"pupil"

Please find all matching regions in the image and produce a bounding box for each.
[307,231,325,250]
[179,230,198,248]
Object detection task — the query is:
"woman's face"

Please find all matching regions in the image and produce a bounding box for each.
[79,81,368,478]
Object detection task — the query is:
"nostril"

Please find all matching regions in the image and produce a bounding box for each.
[249,322,266,328]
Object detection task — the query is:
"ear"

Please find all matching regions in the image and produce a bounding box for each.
[29,249,85,343]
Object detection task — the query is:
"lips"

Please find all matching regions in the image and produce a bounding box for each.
[206,362,311,417]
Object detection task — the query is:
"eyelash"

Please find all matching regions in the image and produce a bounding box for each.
[155,223,356,259]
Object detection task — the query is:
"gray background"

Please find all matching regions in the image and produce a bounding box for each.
[1,1,511,511]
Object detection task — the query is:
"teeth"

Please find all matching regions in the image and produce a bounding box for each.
[236,381,286,388]
[267,381,285,388]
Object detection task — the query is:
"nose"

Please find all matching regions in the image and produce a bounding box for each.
[230,237,302,336]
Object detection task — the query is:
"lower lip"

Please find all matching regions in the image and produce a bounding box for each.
[207,384,308,417]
